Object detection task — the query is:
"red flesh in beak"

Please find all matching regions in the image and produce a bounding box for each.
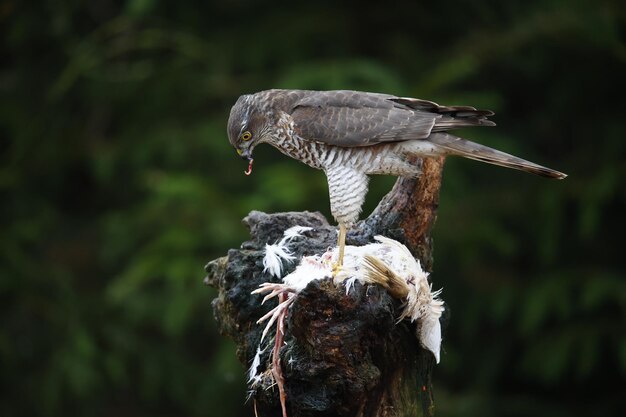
[244,159,254,176]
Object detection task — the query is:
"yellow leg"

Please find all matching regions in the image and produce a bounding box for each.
[337,223,346,267]
[332,223,347,277]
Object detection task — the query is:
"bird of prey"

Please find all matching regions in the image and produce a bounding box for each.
[227,89,566,270]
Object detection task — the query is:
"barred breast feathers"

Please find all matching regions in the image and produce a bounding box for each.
[325,165,369,226]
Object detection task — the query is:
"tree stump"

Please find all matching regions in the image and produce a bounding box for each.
[205,157,445,417]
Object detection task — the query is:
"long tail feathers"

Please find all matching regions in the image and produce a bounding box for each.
[429,133,567,179]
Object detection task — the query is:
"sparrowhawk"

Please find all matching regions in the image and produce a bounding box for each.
[227,89,566,268]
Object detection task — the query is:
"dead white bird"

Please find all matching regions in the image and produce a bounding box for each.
[256,235,444,363]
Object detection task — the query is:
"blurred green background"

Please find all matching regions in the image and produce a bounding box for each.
[1,0,624,416]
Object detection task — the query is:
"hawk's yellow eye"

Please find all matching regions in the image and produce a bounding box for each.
[241,131,252,141]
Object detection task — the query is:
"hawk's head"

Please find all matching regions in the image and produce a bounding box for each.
[227,94,271,163]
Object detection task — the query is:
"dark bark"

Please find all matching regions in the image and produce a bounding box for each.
[205,157,445,417]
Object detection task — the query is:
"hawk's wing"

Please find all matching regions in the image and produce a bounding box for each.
[289,90,494,147]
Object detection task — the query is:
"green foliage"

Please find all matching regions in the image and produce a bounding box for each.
[1,1,624,416]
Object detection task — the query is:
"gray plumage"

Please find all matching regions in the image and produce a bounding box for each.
[227,89,566,231]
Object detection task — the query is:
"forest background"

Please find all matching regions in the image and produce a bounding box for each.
[1,1,624,416]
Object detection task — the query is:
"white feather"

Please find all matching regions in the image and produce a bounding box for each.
[343,276,360,295]
[420,317,442,364]
[262,243,295,278]
[261,226,314,278]
[279,226,313,245]
[248,345,266,384]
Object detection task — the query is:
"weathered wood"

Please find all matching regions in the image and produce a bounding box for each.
[205,156,445,417]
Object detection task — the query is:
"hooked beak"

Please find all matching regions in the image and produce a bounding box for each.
[236,147,253,161]
[236,147,255,176]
